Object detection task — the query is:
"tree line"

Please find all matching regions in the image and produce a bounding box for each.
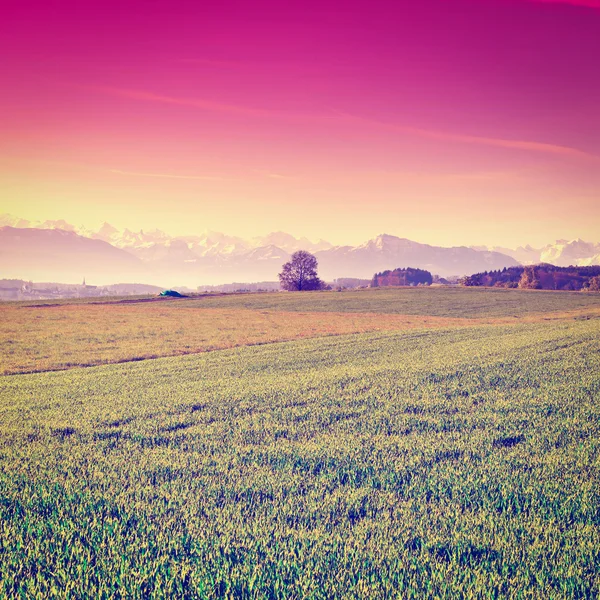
[461,264,600,291]
[371,268,432,287]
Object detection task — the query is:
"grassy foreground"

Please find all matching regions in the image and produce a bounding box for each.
[1,317,599,598]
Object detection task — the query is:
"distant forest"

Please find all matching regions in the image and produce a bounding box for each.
[462,264,600,291]
[371,267,433,287]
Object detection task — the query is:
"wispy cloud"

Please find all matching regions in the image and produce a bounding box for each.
[251,169,295,180]
[85,84,342,122]
[111,168,296,182]
[89,85,288,118]
[89,85,599,163]
[334,112,600,163]
[265,173,291,179]
[416,126,598,161]
[110,169,221,180]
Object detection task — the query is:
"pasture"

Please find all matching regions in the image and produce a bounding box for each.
[2,287,600,375]
[0,287,599,597]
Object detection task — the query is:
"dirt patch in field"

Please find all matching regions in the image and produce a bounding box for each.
[2,303,599,375]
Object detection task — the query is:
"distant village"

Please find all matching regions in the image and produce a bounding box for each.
[0,279,165,301]
[0,278,369,300]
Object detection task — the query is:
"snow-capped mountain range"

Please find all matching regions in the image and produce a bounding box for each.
[470,239,600,268]
[0,215,332,258]
[1,213,598,287]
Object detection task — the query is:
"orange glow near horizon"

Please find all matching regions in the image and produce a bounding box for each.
[1,0,599,249]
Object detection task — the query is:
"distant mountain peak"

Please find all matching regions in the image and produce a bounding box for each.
[97,222,119,236]
[358,233,418,252]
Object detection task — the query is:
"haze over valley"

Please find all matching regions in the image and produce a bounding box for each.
[2,213,598,287]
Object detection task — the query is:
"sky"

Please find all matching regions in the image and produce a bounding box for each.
[1,0,599,248]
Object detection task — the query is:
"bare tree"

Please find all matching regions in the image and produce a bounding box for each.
[279,250,324,291]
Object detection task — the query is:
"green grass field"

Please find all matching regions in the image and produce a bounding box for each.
[1,288,599,598]
[176,286,600,317]
[11,285,600,317]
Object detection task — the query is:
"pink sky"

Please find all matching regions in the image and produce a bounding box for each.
[1,0,599,247]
